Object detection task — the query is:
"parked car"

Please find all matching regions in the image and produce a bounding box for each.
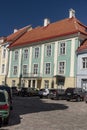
[49,88,66,100]
[0,90,11,125]
[38,88,49,98]
[65,87,85,101]
[28,88,39,96]
[18,87,29,97]
[19,87,39,97]
[84,92,87,103]
[11,86,18,96]
[0,85,13,110]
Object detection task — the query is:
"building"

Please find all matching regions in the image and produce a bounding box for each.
[77,39,87,90]
[6,9,87,89]
[0,25,32,85]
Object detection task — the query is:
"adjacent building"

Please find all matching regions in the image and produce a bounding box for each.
[0,25,32,85]
[77,39,87,90]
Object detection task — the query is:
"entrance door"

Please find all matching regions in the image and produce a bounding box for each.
[32,80,35,88]
[28,80,31,88]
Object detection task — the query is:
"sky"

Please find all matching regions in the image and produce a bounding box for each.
[0,0,87,36]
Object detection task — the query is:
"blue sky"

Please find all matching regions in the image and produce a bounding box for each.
[0,0,87,36]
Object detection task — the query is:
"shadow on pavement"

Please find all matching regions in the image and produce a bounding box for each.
[3,96,68,127]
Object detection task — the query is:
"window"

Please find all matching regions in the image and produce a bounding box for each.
[82,57,87,68]
[44,80,49,88]
[46,45,51,56]
[23,65,27,75]
[35,47,39,58]
[13,66,18,75]
[2,81,5,85]
[33,64,38,74]
[12,80,15,86]
[14,51,18,60]
[24,49,28,59]
[45,63,50,74]
[60,42,65,55]
[2,64,5,73]
[58,62,65,74]
[3,48,6,58]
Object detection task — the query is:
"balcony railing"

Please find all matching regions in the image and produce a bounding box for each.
[22,73,42,78]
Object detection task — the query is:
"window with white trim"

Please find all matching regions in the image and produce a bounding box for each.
[24,49,28,59]
[2,64,5,73]
[14,51,18,60]
[58,62,65,74]
[35,47,39,58]
[3,48,6,58]
[60,42,65,55]
[33,64,38,74]
[13,66,18,75]
[12,80,15,86]
[82,57,87,68]
[45,63,50,74]
[44,80,49,88]
[23,65,27,75]
[46,45,51,56]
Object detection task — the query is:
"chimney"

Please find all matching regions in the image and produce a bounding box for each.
[44,18,50,27]
[69,9,75,18]
[14,29,18,33]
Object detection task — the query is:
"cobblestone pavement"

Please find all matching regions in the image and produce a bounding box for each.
[1,96,87,130]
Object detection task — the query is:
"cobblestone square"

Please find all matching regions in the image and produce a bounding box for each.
[1,96,87,130]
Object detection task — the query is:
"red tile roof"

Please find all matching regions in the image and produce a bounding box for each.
[6,25,31,43]
[9,17,87,48]
[77,39,87,52]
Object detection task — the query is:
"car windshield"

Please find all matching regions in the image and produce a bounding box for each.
[0,92,5,102]
[50,89,57,92]
[65,88,74,93]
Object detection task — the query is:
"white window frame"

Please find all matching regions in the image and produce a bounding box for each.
[3,48,6,58]
[45,63,51,74]
[58,61,65,75]
[14,51,18,60]
[44,80,49,88]
[2,64,5,73]
[82,57,87,69]
[46,44,51,57]
[33,64,38,74]
[12,80,16,86]
[13,66,18,75]
[59,42,66,55]
[34,47,39,58]
[24,49,28,59]
[23,65,28,75]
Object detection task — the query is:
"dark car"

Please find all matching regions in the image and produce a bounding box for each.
[49,89,65,100]
[0,85,13,110]
[28,88,39,96]
[11,86,18,96]
[19,87,30,97]
[65,87,85,101]
[84,92,87,103]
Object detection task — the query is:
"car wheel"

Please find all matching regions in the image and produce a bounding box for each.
[85,100,87,103]
[67,99,70,101]
[4,117,9,125]
[76,97,81,102]
[39,96,43,98]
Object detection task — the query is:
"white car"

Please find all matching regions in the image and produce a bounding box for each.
[38,88,49,98]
